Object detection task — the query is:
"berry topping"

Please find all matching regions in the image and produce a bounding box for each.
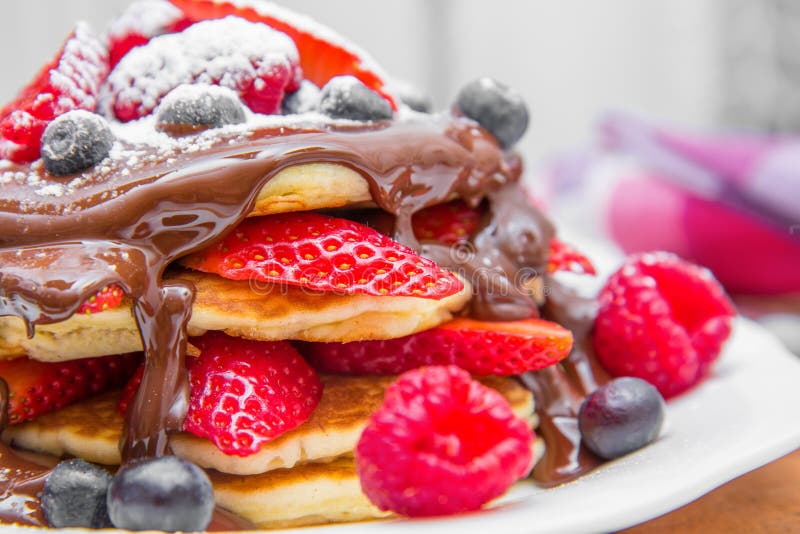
[0,24,108,163]
[41,111,114,176]
[117,362,144,417]
[184,332,323,456]
[169,0,397,108]
[301,317,573,376]
[107,456,214,532]
[156,84,246,131]
[281,80,320,115]
[319,76,393,122]
[0,354,140,424]
[455,77,529,149]
[578,377,665,460]
[412,199,482,245]
[107,0,190,68]
[103,17,300,121]
[593,252,736,398]
[548,237,597,275]
[42,459,113,529]
[77,284,125,315]
[355,366,534,517]
[181,212,463,300]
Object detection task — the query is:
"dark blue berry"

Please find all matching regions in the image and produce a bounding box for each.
[41,459,112,528]
[319,76,393,122]
[156,84,246,129]
[282,80,320,115]
[578,377,665,460]
[455,78,528,148]
[393,81,432,113]
[107,456,214,532]
[41,111,114,176]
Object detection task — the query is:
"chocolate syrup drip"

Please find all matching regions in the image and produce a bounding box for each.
[0,115,520,461]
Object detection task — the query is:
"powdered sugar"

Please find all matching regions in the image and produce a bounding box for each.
[102,16,299,120]
[107,0,184,40]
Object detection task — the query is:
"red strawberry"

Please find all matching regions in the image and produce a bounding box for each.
[548,237,596,275]
[412,200,482,245]
[593,252,736,398]
[169,0,396,108]
[104,17,301,121]
[300,317,573,376]
[181,212,464,300]
[107,0,192,68]
[356,366,534,517]
[117,362,144,416]
[77,284,125,315]
[0,354,141,424]
[0,24,108,163]
[184,332,323,456]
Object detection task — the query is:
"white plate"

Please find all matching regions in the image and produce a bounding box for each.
[280,318,800,534]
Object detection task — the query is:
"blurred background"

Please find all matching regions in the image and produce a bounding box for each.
[1,0,798,352]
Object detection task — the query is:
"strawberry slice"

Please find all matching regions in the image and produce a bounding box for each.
[184,332,323,456]
[0,24,108,163]
[0,354,141,424]
[77,284,125,315]
[181,212,464,300]
[117,362,144,416]
[412,200,482,245]
[107,0,192,68]
[548,237,596,275]
[299,317,573,376]
[169,0,397,109]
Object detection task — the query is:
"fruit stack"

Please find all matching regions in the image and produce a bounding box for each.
[0,0,736,530]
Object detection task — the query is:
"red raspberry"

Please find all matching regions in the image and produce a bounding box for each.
[184,332,322,456]
[593,252,736,399]
[355,366,534,517]
[103,17,301,121]
[0,24,108,163]
[107,0,192,68]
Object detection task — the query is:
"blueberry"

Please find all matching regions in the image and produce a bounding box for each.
[107,456,214,532]
[319,75,393,122]
[41,459,113,528]
[282,80,321,115]
[156,84,246,129]
[392,80,432,113]
[455,77,529,148]
[41,110,114,176]
[578,377,665,460]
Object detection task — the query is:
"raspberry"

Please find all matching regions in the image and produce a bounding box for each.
[103,17,301,121]
[106,0,192,68]
[593,252,736,399]
[0,24,108,163]
[355,366,534,517]
[184,332,322,456]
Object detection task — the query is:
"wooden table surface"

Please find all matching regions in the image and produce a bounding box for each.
[622,449,800,533]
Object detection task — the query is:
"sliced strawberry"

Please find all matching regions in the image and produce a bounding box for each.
[184,332,323,456]
[117,361,144,416]
[169,0,397,109]
[181,212,464,300]
[299,317,573,376]
[107,0,192,68]
[77,284,125,315]
[0,24,108,163]
[548,237,596,275]
[0,354,141,424]
[412,200,482,245]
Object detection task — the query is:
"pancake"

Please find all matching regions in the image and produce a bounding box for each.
[0,270,471,362]
[3,376,536,474]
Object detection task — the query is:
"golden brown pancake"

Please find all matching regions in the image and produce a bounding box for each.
[0,269,471,362]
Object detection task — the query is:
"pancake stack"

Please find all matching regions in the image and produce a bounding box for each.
[0,0,587,529]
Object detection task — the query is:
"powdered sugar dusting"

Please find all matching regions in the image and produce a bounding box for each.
[107,0,183,40]
[101,16,299,120]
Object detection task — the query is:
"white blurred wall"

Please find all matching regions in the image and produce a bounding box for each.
[0,0,723,164]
